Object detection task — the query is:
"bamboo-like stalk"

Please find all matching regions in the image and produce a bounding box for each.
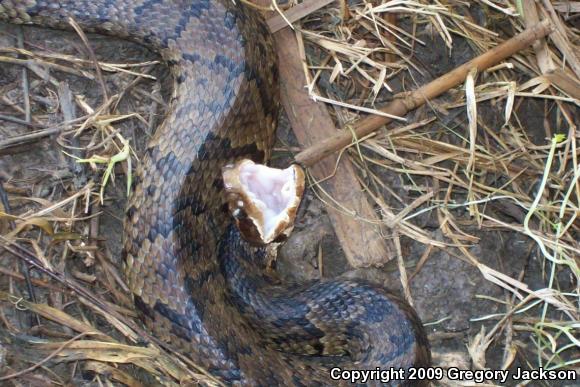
[294,19,554,167]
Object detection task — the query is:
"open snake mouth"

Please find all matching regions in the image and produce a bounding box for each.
[222,160,305,245]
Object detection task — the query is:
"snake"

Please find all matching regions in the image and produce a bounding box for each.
[0,0,431,385]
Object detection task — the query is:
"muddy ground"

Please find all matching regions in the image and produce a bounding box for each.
[0,7,577,387]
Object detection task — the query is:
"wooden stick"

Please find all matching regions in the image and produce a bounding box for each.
[294,19,554,167]
[267,0,333,33]
[259,0,400,266]
[273,25,395,267]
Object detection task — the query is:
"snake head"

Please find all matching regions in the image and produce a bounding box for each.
[222,160,305,245]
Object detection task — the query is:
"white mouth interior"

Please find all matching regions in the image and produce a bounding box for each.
[239,163,297,239]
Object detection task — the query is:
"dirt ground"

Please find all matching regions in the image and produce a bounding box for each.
[0,4,578,387]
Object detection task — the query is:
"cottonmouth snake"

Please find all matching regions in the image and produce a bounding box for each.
[1,1,431,385]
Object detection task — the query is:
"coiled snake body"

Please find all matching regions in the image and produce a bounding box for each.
[1,1,430,385]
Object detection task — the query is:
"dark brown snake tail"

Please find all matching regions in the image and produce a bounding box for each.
[1,0,430,385]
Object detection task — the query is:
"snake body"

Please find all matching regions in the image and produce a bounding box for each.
[1,1,430,385]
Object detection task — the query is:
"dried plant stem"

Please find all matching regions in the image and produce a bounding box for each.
[0,332,91,381]
[294,19,554,167]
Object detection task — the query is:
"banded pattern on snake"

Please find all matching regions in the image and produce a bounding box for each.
[0,0,431,385]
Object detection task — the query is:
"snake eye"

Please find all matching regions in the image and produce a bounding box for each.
[222,159,305,245]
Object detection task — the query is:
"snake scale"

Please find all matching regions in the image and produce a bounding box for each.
[1,0,431,385]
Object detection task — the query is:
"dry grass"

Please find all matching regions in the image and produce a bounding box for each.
[0,0,578,385]
[0,22,220,386]
[291,0,579,380]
